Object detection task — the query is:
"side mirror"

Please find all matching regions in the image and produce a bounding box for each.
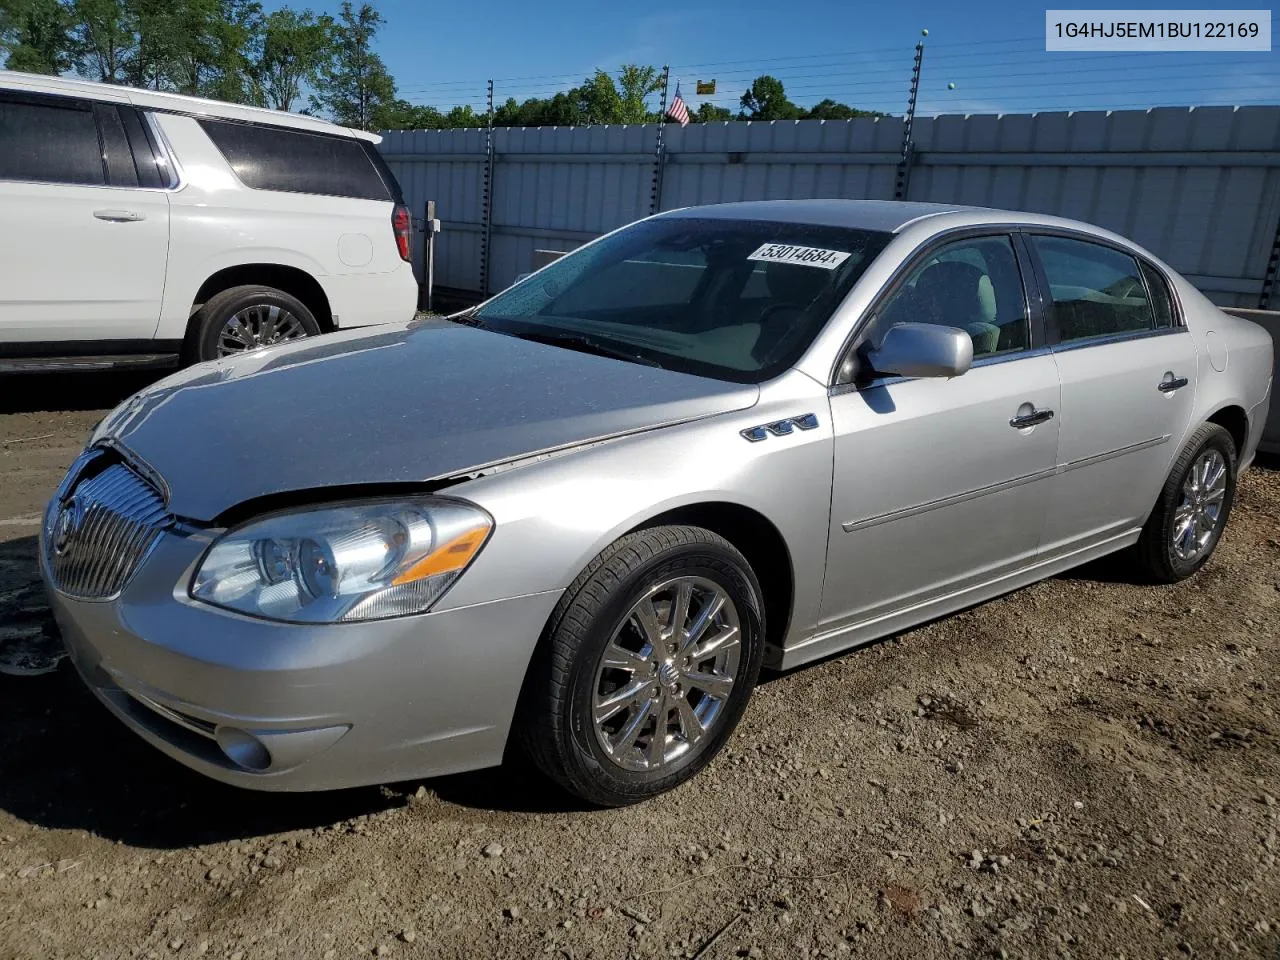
[863,322,973,379]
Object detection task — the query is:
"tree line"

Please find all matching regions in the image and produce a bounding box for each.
[0,0,882,129]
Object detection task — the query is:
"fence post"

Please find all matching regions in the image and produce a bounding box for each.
[479,79,496,298]
[893,34,925,201]
[419,199,437,313]
[1259,209,1280,309]
[650,65,670,216]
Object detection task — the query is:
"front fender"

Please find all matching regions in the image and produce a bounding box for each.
[436,370,834,650]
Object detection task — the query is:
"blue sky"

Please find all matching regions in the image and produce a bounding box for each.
[293,0,1277,117]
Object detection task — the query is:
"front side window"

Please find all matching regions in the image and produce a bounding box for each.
[198,119,392,201]
[473,217,892,382]
[0,95,105,186]
[874,235,1030,359]
[1032,235,1156,343]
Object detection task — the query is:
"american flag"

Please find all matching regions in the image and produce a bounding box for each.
[666,84,690,126]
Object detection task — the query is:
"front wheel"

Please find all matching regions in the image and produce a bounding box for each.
[1134,422,1237,583]
[518,526,765,806]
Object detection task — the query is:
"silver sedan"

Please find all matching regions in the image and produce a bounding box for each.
[42,200,1274,805]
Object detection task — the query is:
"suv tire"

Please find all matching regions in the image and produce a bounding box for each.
[190,285,321,363]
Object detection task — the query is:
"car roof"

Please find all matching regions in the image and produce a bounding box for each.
[0,70,379,143]
[659,199,991,233]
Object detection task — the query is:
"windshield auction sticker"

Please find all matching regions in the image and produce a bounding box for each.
[1046,10,1271,50]
[748,243,852,270]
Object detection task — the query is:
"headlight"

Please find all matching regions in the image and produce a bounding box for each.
[190,498,492,623]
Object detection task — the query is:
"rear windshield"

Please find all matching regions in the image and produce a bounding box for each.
[198,118,392,201]
[474,217,892,383]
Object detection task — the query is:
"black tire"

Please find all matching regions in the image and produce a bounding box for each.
[518,525,765,807]
[1134,422,1237,584]
[189,285,321,363]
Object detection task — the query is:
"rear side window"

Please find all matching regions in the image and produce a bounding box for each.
[0,95,105,186]
[1139,261,1177,328]
[198,118,392,201]
[93,104,139,187]
[1032,235,1155,344]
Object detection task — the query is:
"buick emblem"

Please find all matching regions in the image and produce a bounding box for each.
[52,495,85,556]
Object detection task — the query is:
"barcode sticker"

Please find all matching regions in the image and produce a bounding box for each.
[747,243,852,270]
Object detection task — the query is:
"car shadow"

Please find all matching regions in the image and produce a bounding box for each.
[0,370,168,415]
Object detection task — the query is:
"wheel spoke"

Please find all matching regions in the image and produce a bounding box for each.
[681,592,726,656]
[594,679,651,724]
[611,698,654,755]
[690,625,740,663]
[682,669,733,700]
[668,581,692,646]
[674,694,704,746]
[1203,486,1226,504]
[645,696,669,766]
[601,642,650,673]
[632,597,663,647]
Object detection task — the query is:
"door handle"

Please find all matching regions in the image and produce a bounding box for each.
[1158,375,1189,393]
[1010,408,1055,429]
[93,209,146,222]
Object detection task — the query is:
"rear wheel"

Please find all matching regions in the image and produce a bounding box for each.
[518,525,765,806]
[190,285,320,363]
[1134,422,1237,583]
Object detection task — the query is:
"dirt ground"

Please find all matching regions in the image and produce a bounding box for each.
[1,371,1277,960]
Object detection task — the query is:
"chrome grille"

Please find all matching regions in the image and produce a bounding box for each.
[45,456,171,600]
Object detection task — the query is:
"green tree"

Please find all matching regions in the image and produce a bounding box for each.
[738,74,800,121]
[374,97,443,129]
[255,7,333,110]
[692,102,732,123]
[574,69,622,124]
[803,98,881,120]
[1,0,73,72]
[69,0,134,82]
[310,1,395,129]
[616,63,661,123]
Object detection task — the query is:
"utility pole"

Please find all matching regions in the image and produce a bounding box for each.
[650,65,670,216]
[894,32,926,201]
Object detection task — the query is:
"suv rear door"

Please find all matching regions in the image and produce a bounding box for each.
[0,90,172,347]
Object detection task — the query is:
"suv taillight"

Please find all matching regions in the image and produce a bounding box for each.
[392,204,412,262]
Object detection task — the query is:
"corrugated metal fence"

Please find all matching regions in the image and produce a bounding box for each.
[378,105,1280,308]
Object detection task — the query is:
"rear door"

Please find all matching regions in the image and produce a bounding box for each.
[1028,232,1197,559]
[0,91,171,345]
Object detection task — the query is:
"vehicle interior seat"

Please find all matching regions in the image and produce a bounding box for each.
[912,260,1002,356]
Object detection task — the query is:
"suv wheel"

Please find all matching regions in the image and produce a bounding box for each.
[191,285,321,362]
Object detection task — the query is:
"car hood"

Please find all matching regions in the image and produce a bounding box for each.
[94,320,760,522]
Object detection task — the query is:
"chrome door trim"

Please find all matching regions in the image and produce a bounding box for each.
[1059,433,1171,473]
[1049,326,1190,355]
[841,466,1059,532]
[839,433,1171,532]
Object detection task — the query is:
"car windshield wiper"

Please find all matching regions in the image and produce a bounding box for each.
[446,308,488,328]
[512,330,663,368]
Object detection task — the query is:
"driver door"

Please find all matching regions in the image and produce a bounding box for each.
[819,232,1062,631]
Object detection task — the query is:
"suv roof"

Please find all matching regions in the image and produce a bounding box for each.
[0,70,380,143]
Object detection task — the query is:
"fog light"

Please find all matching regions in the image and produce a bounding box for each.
[215,726,271,772]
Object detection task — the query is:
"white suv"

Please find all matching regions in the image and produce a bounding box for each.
[0,71,418,371]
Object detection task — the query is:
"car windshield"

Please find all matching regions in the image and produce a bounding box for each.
[471,216,893,383]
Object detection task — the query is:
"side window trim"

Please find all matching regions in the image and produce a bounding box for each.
[1022,228,1189,350]
[0,89,108,187]
[832,227,1040,389]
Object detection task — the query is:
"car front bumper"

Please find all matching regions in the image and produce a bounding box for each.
[42,527,562,791]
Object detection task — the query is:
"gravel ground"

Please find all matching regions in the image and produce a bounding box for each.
[1,371,1277,960]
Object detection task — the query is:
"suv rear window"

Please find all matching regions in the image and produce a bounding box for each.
[198,119,392,201]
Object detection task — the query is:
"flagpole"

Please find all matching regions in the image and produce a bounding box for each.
[650,65,670,216]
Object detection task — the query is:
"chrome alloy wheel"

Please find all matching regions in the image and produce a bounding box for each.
[216,304,310,357]
[1171,449,1228,561]
[591,576,742,772]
